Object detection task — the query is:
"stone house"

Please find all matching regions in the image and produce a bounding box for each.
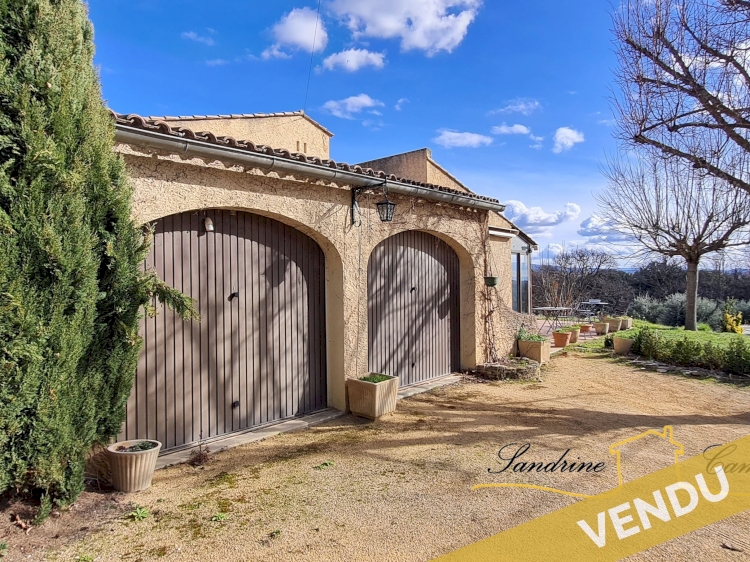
[113,110,537,452]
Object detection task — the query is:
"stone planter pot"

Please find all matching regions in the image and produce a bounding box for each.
[552,331,572,347]
[594,322,609,335]
[568,328,581,344]
[613,336,635,355]
[106,440,161,492]
[347,375,399,420]
[517,339,550,364]
[620,317,633,330]
[606,318,622,332]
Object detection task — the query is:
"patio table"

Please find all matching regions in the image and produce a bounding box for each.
[578,301,610,322]
[533,307,573,333]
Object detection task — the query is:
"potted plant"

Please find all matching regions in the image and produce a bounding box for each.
[347,373,399,420]
[552,328,572,347]
[620,317,633,330]
[594,321,609,335]
[613,335,635,355]
[106,439,162,492]
[516,327,550,363]
[568,324,581,344]
[579,323,594,334]
[605,317,622,333]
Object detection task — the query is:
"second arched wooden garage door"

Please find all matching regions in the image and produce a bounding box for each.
[368,231,460,386]
[119,210,327,452]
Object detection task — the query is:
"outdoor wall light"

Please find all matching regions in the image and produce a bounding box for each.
[376,199,396,222]
[204,217,214,232]
[351,182,396,225]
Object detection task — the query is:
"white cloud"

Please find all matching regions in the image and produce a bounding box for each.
[329,0,480,56]
[491,123,531,135]
[491,98,541,116]
[552,127,585,153]
[577,215,633,243]
[395,97,410,111]
[322,48,386,72]
[181,31,215,46]
[322,93,384,119]
[433,129,493,148]
[205,58,229,67]
[263,7,328,60]
[503,200,581,235]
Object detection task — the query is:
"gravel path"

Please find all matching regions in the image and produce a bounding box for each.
[9,352,750,561]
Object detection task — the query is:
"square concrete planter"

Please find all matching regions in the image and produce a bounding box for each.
[606,318,623,332]
[347,375,399,420]
[620,317,633,330]
[517,339,550,364]
[106,439,161,492]
[568,327,581,343]
[594,322,609,335]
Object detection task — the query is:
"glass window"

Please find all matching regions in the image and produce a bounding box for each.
[520,252,529,313]
[511,253,519,312]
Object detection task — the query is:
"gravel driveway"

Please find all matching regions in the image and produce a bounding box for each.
[9,352,750,561]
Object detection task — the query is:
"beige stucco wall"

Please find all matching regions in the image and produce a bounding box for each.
[121,144,532,413]
[157,115,331,159]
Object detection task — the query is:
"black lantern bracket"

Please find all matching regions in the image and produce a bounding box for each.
[350,181,396,226]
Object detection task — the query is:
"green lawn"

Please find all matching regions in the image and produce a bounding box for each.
[573,320,745,351]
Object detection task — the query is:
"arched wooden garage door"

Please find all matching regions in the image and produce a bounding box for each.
[119,210,327,451]
[368,231,460,387]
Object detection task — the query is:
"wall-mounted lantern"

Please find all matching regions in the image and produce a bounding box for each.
[376,199,396,222]
[351,182,396,225]
[204,217,214,232]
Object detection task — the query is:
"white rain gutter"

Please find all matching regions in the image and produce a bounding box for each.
[115,125,506,213]
[488,226,519,239]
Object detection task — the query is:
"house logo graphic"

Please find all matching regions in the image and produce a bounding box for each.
[609,426,685,487]
[474,425,685,498]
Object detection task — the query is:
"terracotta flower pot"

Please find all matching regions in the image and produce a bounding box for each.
[106,440,161,492]
[579,324,593,333]
[568,328,581,343]
[517,339,551,364]
[347,375,399,420]
[594,322,609,335]
[552,331,572,347]
[613,336,635,355]
[606,318,622,332]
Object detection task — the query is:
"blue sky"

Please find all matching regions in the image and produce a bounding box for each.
[89,0,619,254]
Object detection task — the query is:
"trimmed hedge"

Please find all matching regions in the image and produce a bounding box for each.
[630,328,750,376]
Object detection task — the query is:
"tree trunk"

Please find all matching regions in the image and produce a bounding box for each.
[685,260,700,331]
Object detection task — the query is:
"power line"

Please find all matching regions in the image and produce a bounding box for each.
[303,0,323,114]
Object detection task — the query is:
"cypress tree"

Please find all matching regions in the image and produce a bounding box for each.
[0,0,194,515]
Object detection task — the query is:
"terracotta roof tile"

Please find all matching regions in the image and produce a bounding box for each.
[145,110,335,137]
[111,112,500,204]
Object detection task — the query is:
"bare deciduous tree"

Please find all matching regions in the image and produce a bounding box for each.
[599,154,750,329]
[533,248,616,309]
[613,0,750,195]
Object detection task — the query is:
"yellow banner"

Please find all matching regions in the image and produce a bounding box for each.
[434,433,750,562]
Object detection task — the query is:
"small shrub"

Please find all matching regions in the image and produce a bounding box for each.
[699,342,725,371]
[211,513,228,522]
[697,323,712,332]
[722,300,744,334]
[603,334,614,349]
[313,461,335,470]
[725,337,750,376]
[127,506,150,522]
[517,327,546,342]
[0,542,7,558]
[672,336,703,366]
[359,374,392,383]
[633,328,662,359]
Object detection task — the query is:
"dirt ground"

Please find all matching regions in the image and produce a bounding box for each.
[3,351,750,561]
